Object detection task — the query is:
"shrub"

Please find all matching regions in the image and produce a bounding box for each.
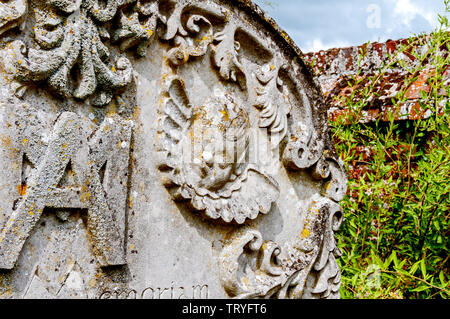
[328,1,450,299]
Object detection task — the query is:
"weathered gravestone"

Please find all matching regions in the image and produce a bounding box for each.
[0,0,347,299]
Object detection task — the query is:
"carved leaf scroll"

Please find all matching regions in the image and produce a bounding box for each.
[220,196,344,299]
[254,63,291,150]
[211,23,244,84]
[2,0,133,106]
[113,0,161,57]
[0,0,27,35]
[166,15,214,67]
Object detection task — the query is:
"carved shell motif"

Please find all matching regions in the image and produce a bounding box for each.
[157,78,280,224]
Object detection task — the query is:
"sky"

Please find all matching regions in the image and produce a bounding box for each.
[253,0,448,52]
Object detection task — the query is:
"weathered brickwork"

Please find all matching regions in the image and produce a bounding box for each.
[305,36,449,123]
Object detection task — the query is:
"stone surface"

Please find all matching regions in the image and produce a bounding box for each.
[0,0,347,299]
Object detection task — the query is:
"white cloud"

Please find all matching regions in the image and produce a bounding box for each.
[255,0,444,52]
[391,0,436,27]
[303,38,352,53]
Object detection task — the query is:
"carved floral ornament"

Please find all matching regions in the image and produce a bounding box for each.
[0,0,348,299]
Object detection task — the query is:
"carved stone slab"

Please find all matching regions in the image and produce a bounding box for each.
[0,0,347,299]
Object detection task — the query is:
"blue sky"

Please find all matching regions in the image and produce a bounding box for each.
[253,0,448,52]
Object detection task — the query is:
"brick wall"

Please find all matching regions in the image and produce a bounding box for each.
[303,35,448,182]
[304,36,449,124]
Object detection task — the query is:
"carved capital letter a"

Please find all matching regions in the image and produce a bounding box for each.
[0,112,133,269]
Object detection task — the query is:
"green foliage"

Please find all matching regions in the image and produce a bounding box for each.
[329,1,450,299]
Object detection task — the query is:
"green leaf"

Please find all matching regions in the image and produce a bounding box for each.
[439,271,445,285]
[410,261,421,275]
[411,285,429,293]
[420,260,427,279]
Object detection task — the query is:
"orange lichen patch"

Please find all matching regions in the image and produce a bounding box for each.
[80,192,91,202]
[0,135,11,146]
[405,69,433,100]
[219,109,230,122]
[301,227,310,239]
[128,194,133,209]
[0,287,12,298]
[80,185,92,203]
[88,278,97,288]
[17,184,27,196]
[408,102,428,120]
[132,106,141,121]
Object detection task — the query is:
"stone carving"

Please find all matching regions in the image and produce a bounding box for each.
[3,0,134,106]
[219,195,345,299]
[0,0,27,35]
[254,63,291,149]
[157,77,280,224]
[0,0,348,299]
[0,108,133,269]
[113,0,161,57]
[211,23,244,84]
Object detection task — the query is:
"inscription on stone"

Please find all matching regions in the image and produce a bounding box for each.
[0,0,347,299]
[99,283,209,299]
